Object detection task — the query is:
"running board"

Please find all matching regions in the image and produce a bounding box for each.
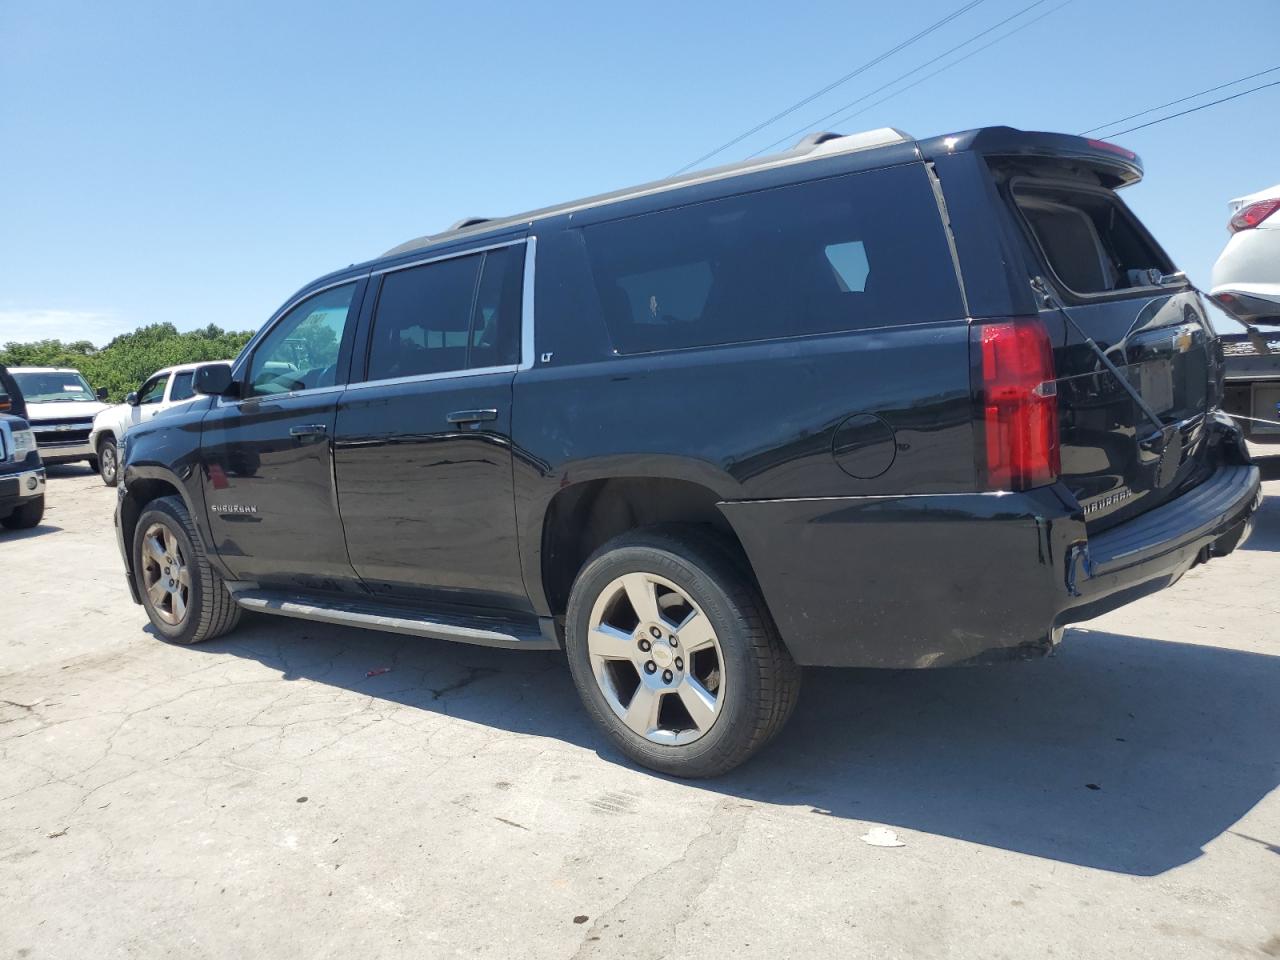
[229,588,559,650]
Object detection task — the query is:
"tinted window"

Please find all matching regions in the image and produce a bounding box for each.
[170,371,195,401]
[138,374,168,404]
[582,165,962,353]
[366,245,523,380]
[248,282,357,397]
[469,245,523,369]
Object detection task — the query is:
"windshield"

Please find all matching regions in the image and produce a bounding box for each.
[12,371,96,402]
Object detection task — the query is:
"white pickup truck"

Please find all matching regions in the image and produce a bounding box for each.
[90,361,227,486]
[7,367,109,470]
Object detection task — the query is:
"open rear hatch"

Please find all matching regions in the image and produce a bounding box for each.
[989,146,1221,532]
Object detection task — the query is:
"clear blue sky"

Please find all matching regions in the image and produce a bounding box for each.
[2,0,1277,346]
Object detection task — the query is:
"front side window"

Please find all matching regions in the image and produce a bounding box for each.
[582,164,963,354]
[366,244,523,381]
[170,371,195,401]
[247,282,358,398]
[138,374,169,404]
[11,371,95,403]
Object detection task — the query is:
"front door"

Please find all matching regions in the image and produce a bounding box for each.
[199,278,365,592]
[334,240,529,611]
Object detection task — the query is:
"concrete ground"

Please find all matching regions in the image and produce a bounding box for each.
[2,459,1278,960]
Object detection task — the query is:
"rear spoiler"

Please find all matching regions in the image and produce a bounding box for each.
[916,126,1144,188]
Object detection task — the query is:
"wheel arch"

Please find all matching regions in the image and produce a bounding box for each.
[536,475,756,620]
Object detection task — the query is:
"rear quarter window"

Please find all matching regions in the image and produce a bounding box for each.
[581,163,963,354]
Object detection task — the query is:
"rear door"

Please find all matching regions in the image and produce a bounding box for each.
[333,239,529,611]
[997,170,1217,530]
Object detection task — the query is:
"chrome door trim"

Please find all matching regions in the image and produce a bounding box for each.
[342,364,520,393]
[371,237,527,276]
[519,235,536,372]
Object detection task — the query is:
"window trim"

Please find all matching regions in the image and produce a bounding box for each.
[347,235,535,392]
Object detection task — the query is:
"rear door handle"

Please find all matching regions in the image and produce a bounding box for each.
[290,423,328,438]
[446,409,498,425]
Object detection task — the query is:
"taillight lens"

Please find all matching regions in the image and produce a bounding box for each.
[1229,198,1280,233]
[972,318,1060,491]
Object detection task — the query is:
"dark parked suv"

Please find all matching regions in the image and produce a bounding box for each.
[115,126,1261,776]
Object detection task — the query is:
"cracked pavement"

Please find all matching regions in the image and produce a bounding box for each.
[2,462,1279,959]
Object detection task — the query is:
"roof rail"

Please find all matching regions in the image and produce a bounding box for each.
[447,216,494,231]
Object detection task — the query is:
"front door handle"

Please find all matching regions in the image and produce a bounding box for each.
[290,423,328,439]
[446,409,498,425]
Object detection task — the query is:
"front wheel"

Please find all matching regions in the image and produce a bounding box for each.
[132,495,241,644]
[565,528,801,778]
[1,496,44,530]
[98,437,119,487]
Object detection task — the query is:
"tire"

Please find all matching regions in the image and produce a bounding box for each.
[132,495,241,644]
[1,496,44,530]
[87,456,100,474]
[98,437,119,487]
[564,527,801,777]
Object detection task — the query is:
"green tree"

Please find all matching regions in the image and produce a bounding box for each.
[0,323,255,402]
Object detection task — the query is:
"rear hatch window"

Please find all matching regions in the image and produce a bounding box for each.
[1000,172,1217,531]
[1014,182,1171,295]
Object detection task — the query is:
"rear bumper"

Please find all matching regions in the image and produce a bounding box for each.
[720,460,1261,668]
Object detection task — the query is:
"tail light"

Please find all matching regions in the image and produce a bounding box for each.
[1229,198,1280,233]
[972,318,1060,491]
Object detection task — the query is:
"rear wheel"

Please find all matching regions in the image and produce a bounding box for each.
[98,437,119,487]
[132,495,241,644]
[565,528,801,777]
[1,496,44,530]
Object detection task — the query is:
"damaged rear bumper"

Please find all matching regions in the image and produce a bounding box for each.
[720,459,1261,669]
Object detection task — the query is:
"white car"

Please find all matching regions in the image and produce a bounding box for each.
[7,367,110,469]
[1212,182,1280,440]
[1210,182,1280,324]
[90,361,225,486]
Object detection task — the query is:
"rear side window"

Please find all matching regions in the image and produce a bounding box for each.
[581,164,962,354]
[170,371,195,401]
[367,245,522,380]
[1012,182,1173,296]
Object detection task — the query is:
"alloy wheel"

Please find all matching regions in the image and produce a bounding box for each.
[100,444,117,482]
[586,572,726,746]
[140,522,190,625]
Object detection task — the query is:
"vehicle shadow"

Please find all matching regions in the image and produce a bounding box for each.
[43,464,97,479]
[0,523,63,541]
[195,619,1280,877]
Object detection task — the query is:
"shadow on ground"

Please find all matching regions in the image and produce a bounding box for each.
[0,523,63,541]
[193,612,1280,878]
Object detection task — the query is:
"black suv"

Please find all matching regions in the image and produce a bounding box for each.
[115,126,1261,776]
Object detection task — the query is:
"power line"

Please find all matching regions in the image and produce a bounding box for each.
[748,0,1054,159]
[821,0,1071,132]
[1103,78,1280,137]
[1080,65,1280,136]
[670,0,990,175]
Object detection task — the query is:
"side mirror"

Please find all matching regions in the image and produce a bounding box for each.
[0,393,10,413]
[194,362,238,397]
[96,387,109,401]
[125,392,140,407]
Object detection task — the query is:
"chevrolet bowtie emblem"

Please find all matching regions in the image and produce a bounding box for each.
[1174,327,1195,353]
